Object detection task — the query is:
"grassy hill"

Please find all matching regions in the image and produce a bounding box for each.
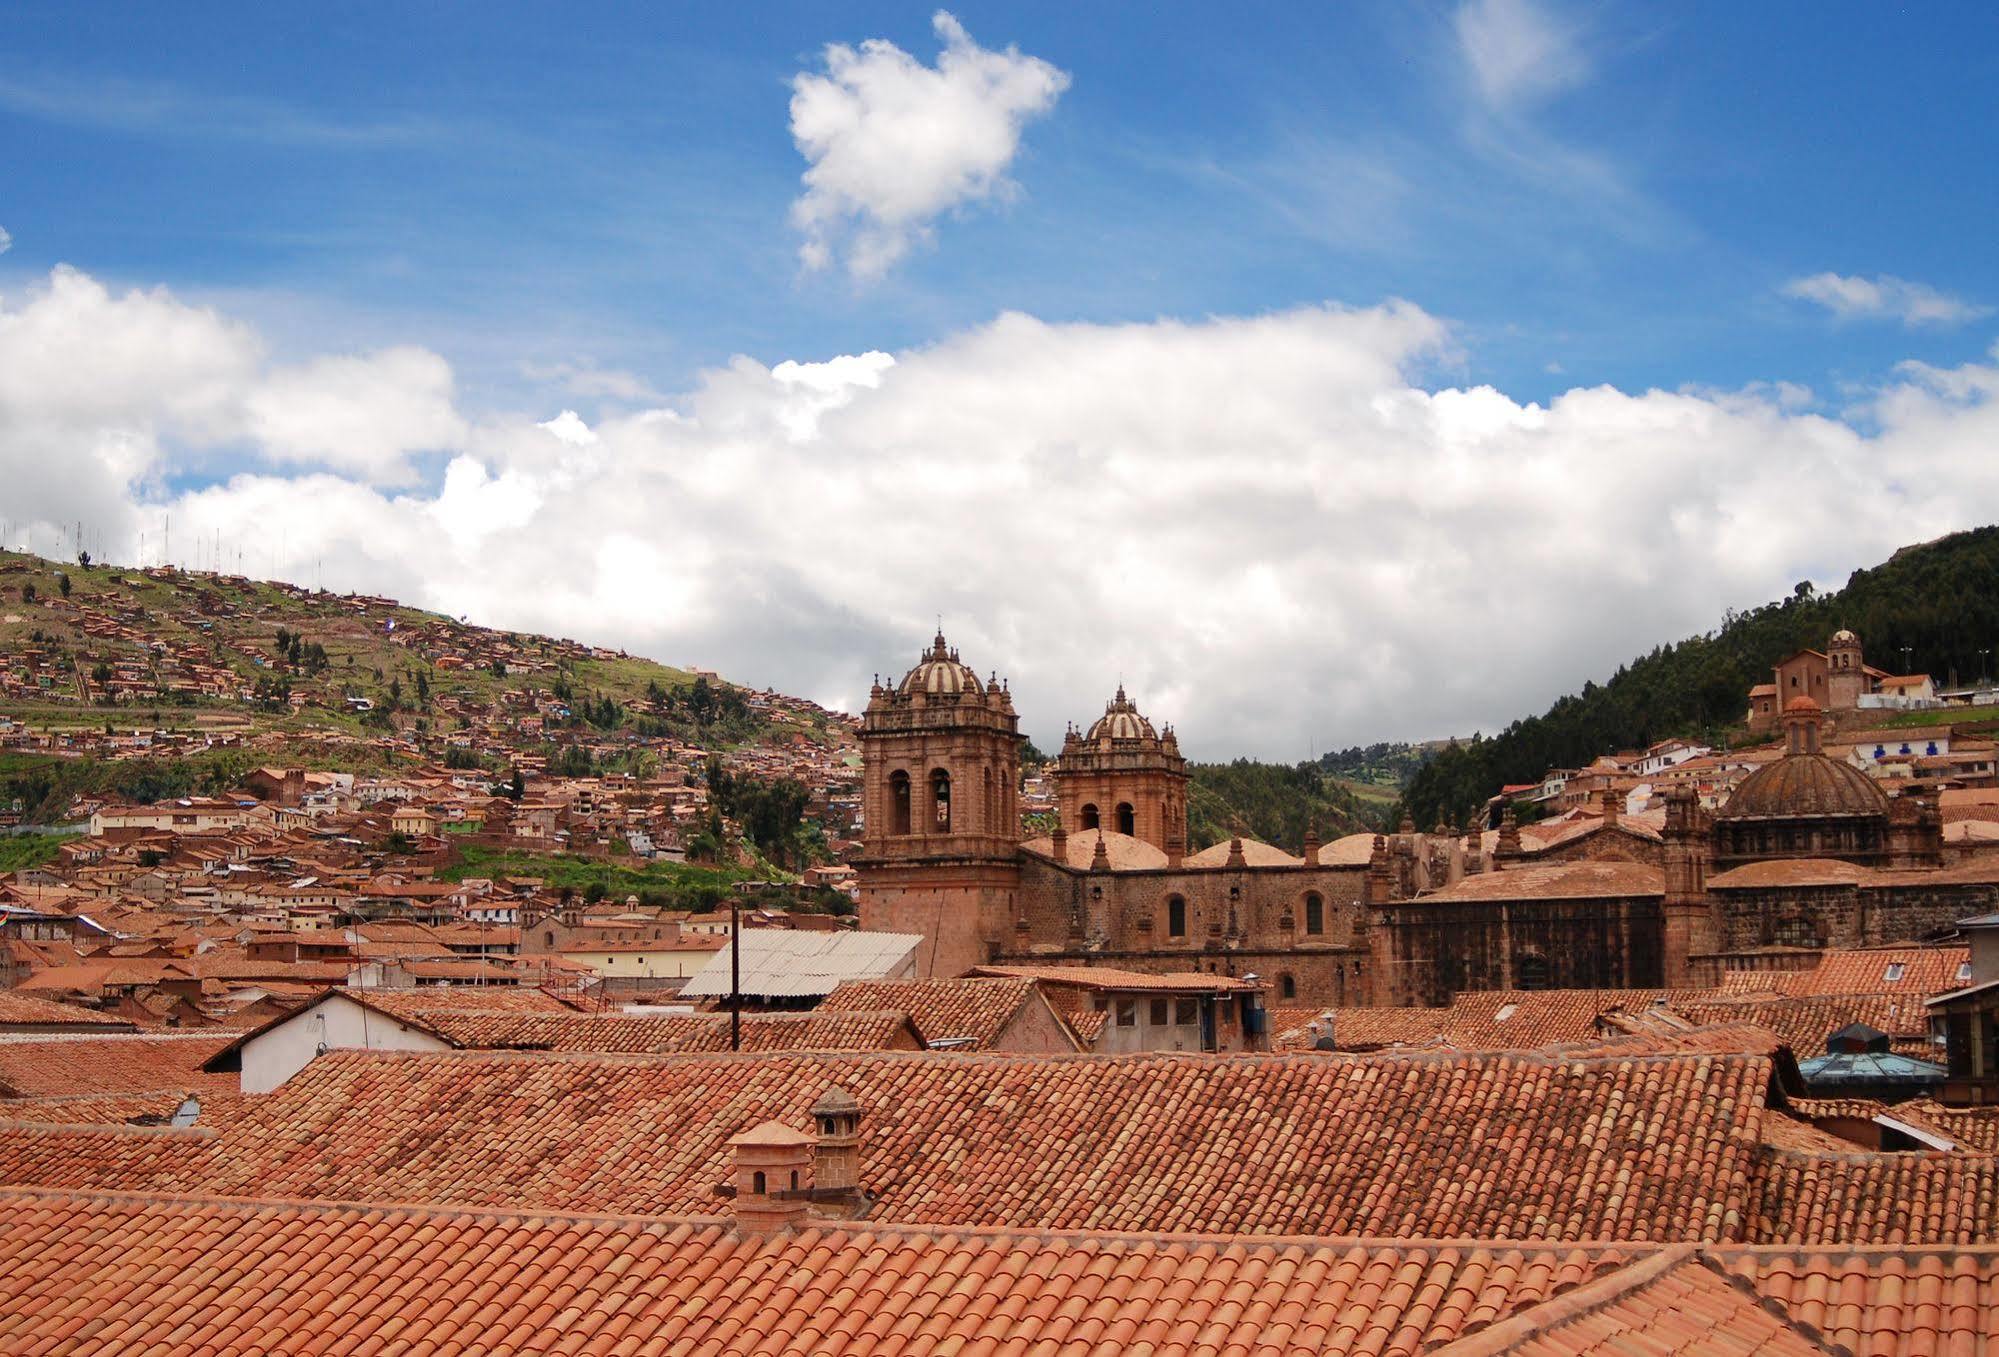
[1397,525,1999,827]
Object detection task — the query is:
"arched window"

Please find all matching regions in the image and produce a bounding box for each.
[752,1170,766,1195]
[889,771,912,836]
[1167,895,1188,938]
[789,1169,799,1190]
[931,769,952,831]
[1080,803,1100,831]
[1303,892,1325,936]
[1115,802,1135,836]
[544,929,557,947]
[1515,953,1550,991]
[1280,973,1297,1000]
[982,766,994,832]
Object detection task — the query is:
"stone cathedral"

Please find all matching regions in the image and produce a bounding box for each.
[856,633,1994,1008]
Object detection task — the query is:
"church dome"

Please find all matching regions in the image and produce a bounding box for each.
[1719,753,1888,820]
[1830,629,1859,645]
[1084,685,1158,742]
[897,631,983,697]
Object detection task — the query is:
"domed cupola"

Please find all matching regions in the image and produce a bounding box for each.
[1085,685,1160,744]
[897,630,983,699]
[1713,694,1894,868]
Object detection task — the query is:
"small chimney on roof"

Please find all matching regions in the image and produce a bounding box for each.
[1600,786,1620,828]
[726,1120,814,1237]
[810,1086,864,1194]
[1301,827,1321,867]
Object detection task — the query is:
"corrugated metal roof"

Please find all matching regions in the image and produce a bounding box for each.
[681,930,921,1000]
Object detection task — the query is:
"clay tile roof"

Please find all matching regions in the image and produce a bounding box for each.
[1745,1148,1999,1245]
[1428,1247,1836,1357]
[0,1034,237,1098]
[1786,947,1971,997]
[820,977,1070,1050]
[1299,990,1709,1052]
[411,1008,925,1054]
[0,992,132,1029]
[1,1045,1787,1241]
[1669,993,1936,1049]
[0,1187,1663,1357]
[1714,1244,1999,1356]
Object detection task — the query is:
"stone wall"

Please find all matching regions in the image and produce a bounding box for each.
[1375,896,1665,1007]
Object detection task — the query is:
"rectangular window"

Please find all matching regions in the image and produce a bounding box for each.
[1115,999,1137,1027]
[1149,998,1169,1026]
[1174,998,1198,1025]
[1092,997,1109,1013]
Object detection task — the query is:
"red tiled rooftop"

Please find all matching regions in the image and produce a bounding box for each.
[4,1045,1777,1240]
[0,1187,1646,1357]
[0,1034,237,1098]
[821,976,1076,1049]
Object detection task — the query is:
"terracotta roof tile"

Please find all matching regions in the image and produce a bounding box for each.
[1745,1148,1999,1245]
[1715,1244,1999,1355]
[821,978,1075,1050]
[0,1034,237,1098]
[1289,990,1713,1052]
[411,1008,926,1053]
[0,992,131,1029]
[1,1046,1778,1241]
[0,1187,1649,1357]
[1428,1247,1837,1356]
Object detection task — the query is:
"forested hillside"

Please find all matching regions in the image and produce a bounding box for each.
[1188,760,1374,851]
[1397,526,1999,828]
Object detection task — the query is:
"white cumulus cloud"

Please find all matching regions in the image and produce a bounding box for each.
[789,11,1069,279]
[0,226,11,255]
[1782,272,1991,328]
[10,265,1999,759]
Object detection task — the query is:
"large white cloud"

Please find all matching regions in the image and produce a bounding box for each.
[0,267,462,551]
[8,263,1999,759]
[789,11,1069,279]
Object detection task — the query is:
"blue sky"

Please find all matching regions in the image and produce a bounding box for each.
[3,3,1998,754]
[5,3,1994,407]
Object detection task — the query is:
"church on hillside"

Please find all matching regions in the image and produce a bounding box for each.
[855,633,1995,1008]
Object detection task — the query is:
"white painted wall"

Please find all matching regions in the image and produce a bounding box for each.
[237,992,450,1094]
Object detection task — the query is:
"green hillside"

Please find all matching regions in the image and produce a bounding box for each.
[1188,759,1376,851]
[1398,526,1999,827]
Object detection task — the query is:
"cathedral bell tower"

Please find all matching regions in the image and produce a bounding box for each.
[855,630,1023,977]
[1054,685,1189,864]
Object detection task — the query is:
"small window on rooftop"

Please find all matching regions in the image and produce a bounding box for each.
[1494,1003,1519,1022]
[1960,963,1974,982]
[1884,962,1906,982]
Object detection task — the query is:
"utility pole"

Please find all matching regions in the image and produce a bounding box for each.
[729,893,742,1051]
